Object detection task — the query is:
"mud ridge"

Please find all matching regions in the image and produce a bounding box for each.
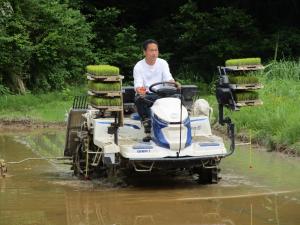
[0,119,66,132]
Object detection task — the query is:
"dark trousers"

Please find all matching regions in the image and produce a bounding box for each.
[135,93,160,121]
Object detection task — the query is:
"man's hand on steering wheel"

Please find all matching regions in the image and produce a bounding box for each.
[173,80,181,90]
[168,80,181,90]
[148,81,181,97]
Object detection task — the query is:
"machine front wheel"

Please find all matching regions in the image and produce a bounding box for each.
[73,140,91,179]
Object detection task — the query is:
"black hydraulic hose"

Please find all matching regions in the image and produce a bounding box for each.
[218,104,236,158]
[224,122,235,157]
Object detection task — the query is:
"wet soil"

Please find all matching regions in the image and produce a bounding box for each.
[0,131,299,225]
[0,119,66,132]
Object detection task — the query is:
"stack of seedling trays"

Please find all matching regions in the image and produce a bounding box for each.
[86,65,123,112]
[222,58,264,107]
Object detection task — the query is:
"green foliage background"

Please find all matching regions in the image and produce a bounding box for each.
[0,0,95,93]
[0,0,299,153]
[0,0,299,93]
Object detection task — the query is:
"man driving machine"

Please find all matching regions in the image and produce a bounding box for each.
[133,39,180,142]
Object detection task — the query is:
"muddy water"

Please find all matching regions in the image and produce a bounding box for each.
[0,131,299,225]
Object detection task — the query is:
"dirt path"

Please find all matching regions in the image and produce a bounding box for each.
[0,119,66,132]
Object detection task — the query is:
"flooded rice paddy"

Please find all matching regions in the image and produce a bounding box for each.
[0,130,299,225]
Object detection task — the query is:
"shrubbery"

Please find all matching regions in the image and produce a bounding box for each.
[0,0,94,93]
[1,0,299,95]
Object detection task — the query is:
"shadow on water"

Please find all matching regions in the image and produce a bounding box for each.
[0,130,300,225]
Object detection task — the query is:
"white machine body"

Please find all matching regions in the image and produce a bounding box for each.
[87,97,227,160]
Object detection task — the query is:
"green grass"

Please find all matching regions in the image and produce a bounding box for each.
[225,57,261,66]
[86,65,120,76]
[87,81,121,91]
[0,87,86,122]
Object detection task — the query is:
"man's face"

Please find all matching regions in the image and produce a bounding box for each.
[144,43,159,64]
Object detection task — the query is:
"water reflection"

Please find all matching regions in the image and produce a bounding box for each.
[62,190,299,225]
[0,131,300,225]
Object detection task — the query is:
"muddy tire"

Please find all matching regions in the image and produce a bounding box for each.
[73,142,83,177]
[193,167,220,184]
[72,122,96,179]
[73,135,113,179]
[73,141,92,179]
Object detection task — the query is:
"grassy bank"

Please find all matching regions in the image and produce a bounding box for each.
[209,60,300,154]
[0,87,85,123]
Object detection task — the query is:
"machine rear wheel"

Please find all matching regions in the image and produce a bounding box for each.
[73,132,114,179]
[193,167,220,184]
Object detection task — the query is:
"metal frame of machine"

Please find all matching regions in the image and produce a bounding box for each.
[64,78,239,184]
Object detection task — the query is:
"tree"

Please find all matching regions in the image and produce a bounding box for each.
[0,0,32,93]
[174,2,260,81]
[0,0,94,93]
[91,7,141,79]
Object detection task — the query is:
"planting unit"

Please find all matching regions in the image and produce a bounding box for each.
[217,58,264,108]
[86,65,124,124]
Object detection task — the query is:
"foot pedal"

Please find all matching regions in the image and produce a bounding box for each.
[142,134,151,142]
[142,119,151,133]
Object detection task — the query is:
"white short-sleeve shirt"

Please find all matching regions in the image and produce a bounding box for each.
[133,58,174,91]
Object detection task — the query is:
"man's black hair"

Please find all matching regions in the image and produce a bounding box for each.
[142,39,158,51]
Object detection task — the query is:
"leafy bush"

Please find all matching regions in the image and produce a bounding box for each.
[0,84,10,95]
[0,0,94,93]
[175,65,210,94]
[92,8,140,79]
[175,3,260,82]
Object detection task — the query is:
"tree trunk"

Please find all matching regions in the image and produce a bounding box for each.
[9,74,26,95]
[15,76,26,94]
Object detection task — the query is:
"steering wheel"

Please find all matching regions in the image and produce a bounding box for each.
[149,81,179,96]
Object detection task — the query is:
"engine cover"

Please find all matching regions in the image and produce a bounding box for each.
[151,98,189,123]
[151,98,192,150]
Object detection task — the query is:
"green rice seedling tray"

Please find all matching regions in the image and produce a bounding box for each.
[89,96,122,106]
[234,91,263,107]
[224,69,264,77]
[236,99,263,107]
[225,58,261,66]
[86,65,119,76]
[87,81,121,91]
[228,75,262,90]
[87,90,121,97]
[222,65,264,72]
[90,105,123,111]
[228,75,259,84]
[87,74,123,81]
[235,91,259,101]
[229,83,263,90]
